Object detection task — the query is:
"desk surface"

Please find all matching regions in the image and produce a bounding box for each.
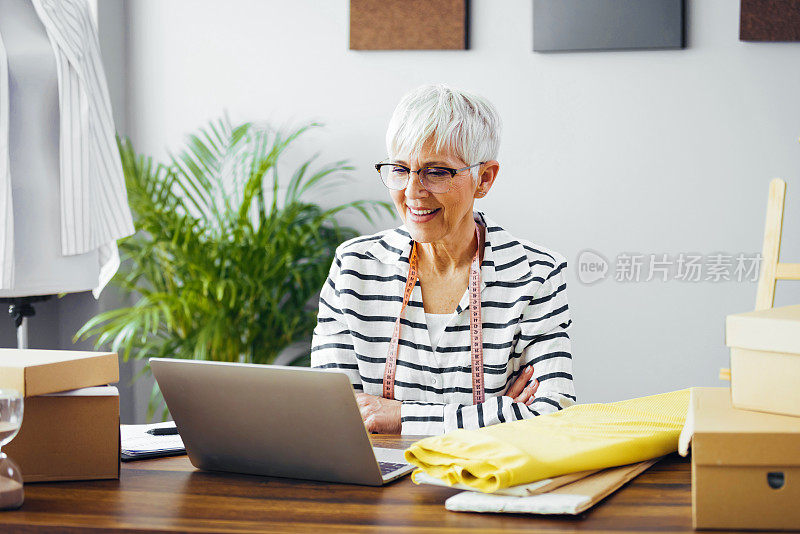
[0,435,721,533]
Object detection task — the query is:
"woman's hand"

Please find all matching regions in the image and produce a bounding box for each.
[355,393,402,434]
[505,365,539,405]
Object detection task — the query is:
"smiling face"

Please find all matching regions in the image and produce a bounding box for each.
[389,140,483,245]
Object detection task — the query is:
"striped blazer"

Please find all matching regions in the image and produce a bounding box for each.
[0,0,134,295]
[311,211,576,435]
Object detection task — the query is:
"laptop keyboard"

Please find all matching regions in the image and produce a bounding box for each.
[379,461,408,476]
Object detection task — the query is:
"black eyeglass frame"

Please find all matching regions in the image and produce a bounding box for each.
[374,161,485,193]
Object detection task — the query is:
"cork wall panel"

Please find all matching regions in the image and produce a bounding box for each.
[740,0,800,41]
[349,0,468,50]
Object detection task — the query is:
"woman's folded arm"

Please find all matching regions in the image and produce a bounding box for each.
[399,396,534,435]
[514,255,576,412]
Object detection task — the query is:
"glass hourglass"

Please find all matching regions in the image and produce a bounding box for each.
[0,389,24,510]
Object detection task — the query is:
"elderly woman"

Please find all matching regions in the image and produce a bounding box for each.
[311,84,575,435]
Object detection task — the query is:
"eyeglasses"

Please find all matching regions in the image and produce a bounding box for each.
[375,161,484,194]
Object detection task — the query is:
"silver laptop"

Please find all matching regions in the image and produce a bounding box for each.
[149,358,415,485]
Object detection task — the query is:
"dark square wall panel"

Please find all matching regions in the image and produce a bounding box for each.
[740,0,800,41]
[533,0,685,52]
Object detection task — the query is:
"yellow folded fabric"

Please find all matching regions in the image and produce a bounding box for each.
[404,389,689,493]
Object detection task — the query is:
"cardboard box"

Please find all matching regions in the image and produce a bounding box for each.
[685,388,800,531]
[0,349,119,396]
[3,387,120,482]
[725,305,800,417]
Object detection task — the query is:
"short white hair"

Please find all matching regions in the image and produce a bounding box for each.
[385,84,501,179]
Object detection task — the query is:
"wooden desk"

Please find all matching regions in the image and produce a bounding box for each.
[0,436,710,533]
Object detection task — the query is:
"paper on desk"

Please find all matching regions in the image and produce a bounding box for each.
[444,459,658,515]
[43,386,119,396]
[414,468,599,496]
[121,421,185,456]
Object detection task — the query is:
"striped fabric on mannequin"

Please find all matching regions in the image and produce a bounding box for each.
[0,0,134,295]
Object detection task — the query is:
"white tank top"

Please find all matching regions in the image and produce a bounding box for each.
[425,312,452,352]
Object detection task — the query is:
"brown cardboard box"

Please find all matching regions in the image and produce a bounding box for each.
[725,305,800,417]
[3,387,120,482]
[685,388,800,531]
[0,349,119,396]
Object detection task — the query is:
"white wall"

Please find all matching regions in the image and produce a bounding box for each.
[124,0,800,404]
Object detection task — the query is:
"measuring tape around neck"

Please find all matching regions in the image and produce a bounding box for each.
[382,224,485,405]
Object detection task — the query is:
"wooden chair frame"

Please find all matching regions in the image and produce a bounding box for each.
[755,178,800,310]
[720,178,795,382]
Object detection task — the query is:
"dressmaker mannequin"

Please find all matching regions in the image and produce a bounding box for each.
[0,0,100,347]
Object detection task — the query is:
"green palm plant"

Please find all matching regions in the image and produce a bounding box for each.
[75,116,394,419]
